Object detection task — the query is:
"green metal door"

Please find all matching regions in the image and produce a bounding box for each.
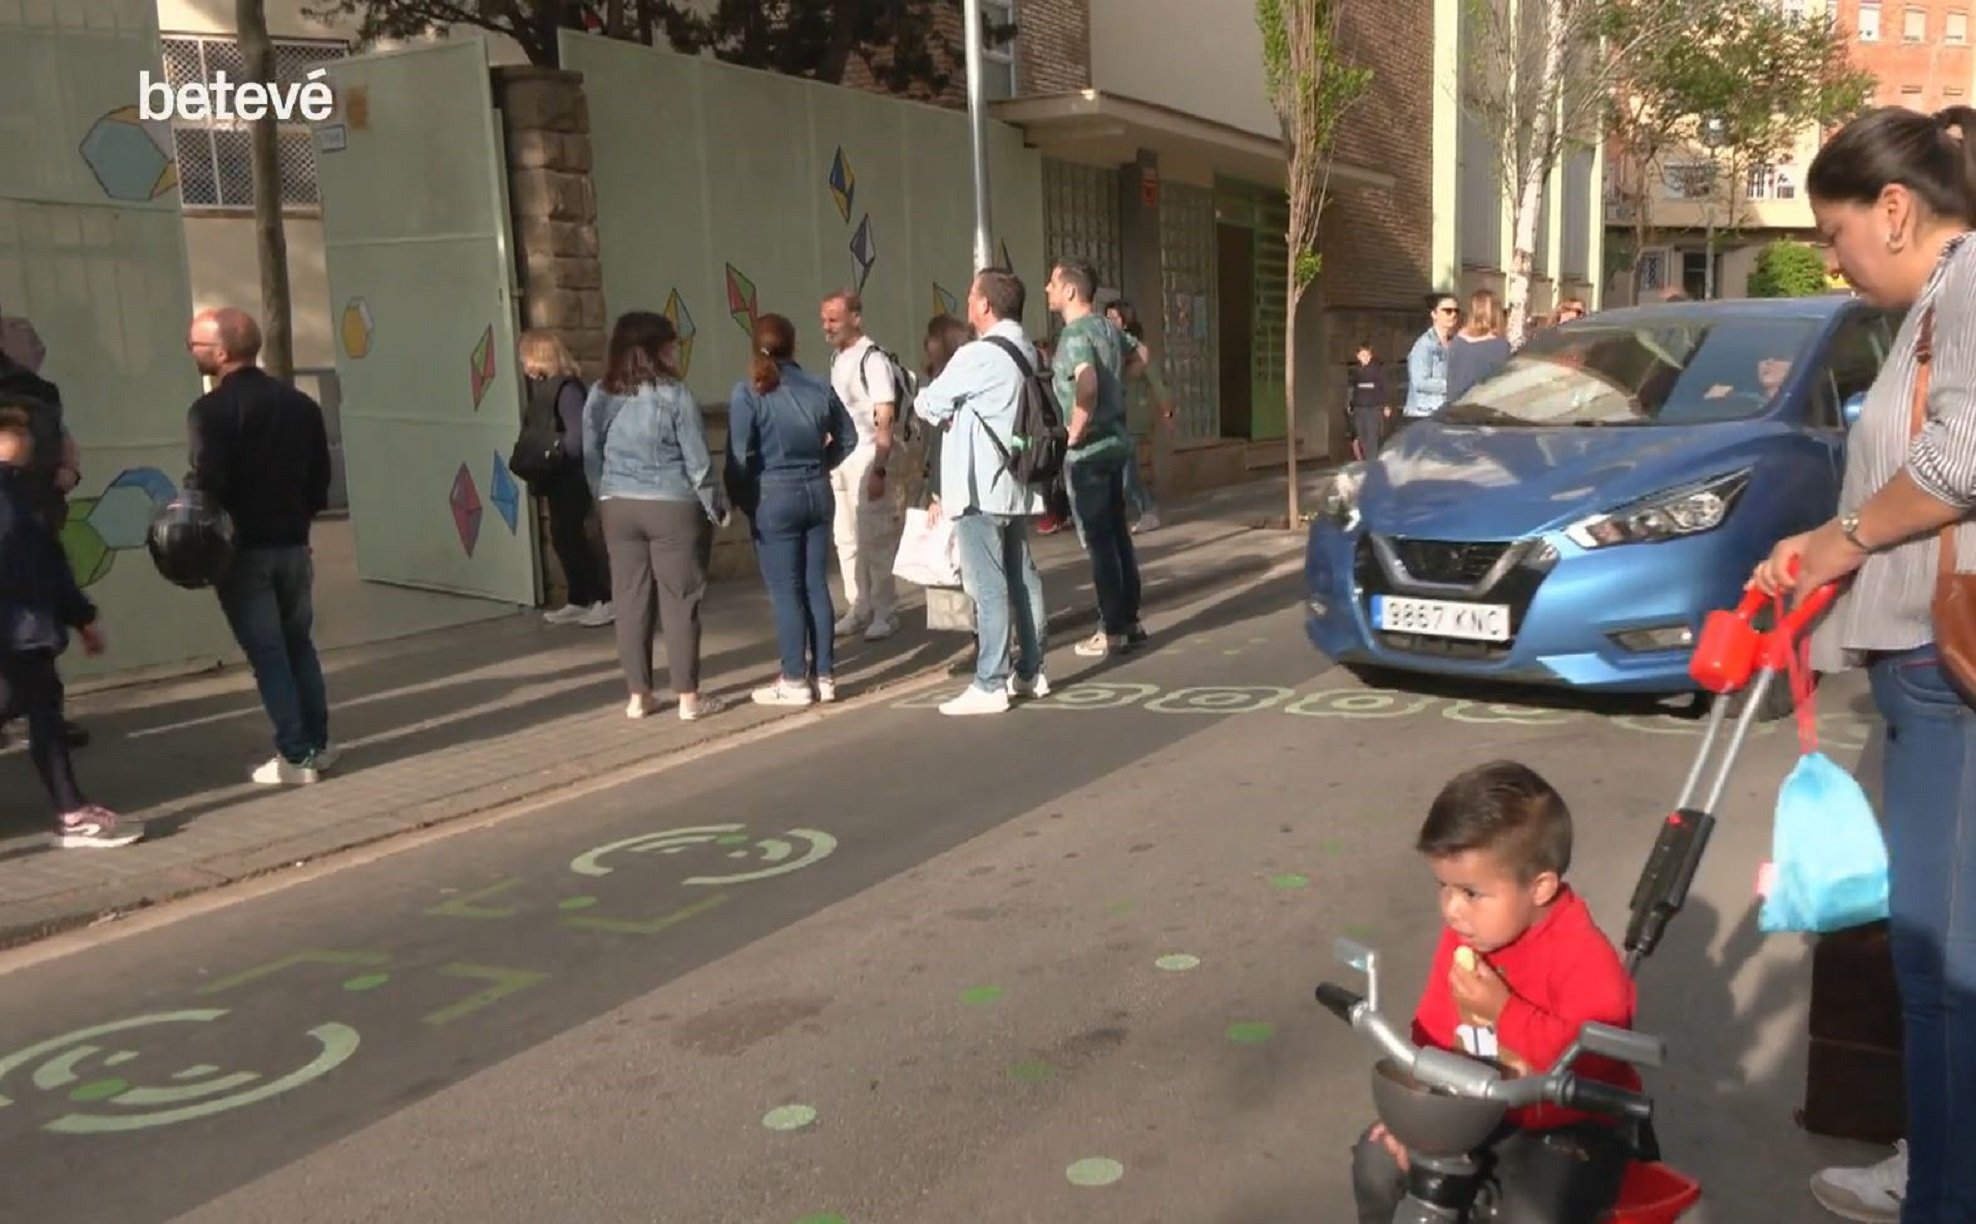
[313,40,537,604]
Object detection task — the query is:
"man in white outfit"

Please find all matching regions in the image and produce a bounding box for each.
[820,290,900,641]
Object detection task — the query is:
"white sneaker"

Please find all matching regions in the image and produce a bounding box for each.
[1810,1142,1907,1222]
[940,686,1011,716]
[816,677,838,703]
[626,693,658,720]
[752,678,815,707]
[543,604,586,625]
[863,615,899,642]
[1133,510,1161,533]
[252,754,320,786]
[678,694,724,722]
[1008,671,1051,699]
[834,611,869,637]
[314,742,343,770]
[1074,631,1122,658]
[579,601,615,628]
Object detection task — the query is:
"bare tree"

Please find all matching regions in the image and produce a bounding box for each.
[1258,0,1371,523]
[1461,0,1681,344]
[238,0,294,382]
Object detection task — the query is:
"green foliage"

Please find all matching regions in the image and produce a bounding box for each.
[1747,240,1830,297]
[1256,0,1372,298]
[304,0,960,83]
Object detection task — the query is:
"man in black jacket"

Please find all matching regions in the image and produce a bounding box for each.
[184,307,336,785]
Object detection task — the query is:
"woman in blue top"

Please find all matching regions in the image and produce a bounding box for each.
[583,311,726,722]
[724,314,860,707]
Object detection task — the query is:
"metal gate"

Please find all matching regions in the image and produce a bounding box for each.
[313,40,536,604]
[1042,158,1122,333]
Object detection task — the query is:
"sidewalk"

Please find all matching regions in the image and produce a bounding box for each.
[0,476,1321,948]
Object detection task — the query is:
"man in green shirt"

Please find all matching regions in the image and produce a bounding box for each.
[1046,257,1145,658]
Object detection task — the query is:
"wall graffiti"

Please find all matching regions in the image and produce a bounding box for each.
[663,288,697,376]
[890,682,1876,751]
[468,323,496,410]
[448,462,482,556]
[60,467,178,588]
[725,264,760,335]
[0,824,837,1137]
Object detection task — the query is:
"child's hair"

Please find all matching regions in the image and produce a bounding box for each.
[1416,760,1573,883]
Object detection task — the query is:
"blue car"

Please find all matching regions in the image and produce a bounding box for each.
[1304,295,1903,708]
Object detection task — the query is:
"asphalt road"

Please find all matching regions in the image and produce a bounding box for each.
[0,560,1887,1224]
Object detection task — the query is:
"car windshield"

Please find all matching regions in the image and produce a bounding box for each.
[1439,315,1821,427]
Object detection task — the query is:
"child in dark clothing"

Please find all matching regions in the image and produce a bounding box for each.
[1352,760,1635,1224]
[0,405,138,848]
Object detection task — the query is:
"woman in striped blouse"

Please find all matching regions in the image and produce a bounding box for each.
[1753,106,1976,1224]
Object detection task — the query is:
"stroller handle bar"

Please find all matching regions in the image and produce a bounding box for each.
[1314,978,1660,1122]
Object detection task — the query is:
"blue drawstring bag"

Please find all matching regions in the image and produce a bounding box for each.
[1758,633,1890,934]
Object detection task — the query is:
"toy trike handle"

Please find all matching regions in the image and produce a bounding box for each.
[1316,982,1364,1024]
[1563,1075,1654,1122]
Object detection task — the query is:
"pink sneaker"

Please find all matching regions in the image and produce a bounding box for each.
[57,806,142,849]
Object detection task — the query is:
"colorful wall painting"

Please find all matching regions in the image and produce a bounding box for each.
[449,462,482,556]
[489,453,520,534]
[932,283,960,318]
[468,324,495,410]
[339,298,374,359]
[850,215,876,294]
[60,468,179,588]
[827,146,856,224]
[78,106,177,203]
[663,288,697,376]
[725,264,759,336]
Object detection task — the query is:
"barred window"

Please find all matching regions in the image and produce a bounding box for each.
[160,33,347,211]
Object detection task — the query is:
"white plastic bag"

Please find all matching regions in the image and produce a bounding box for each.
[892,507,961,588]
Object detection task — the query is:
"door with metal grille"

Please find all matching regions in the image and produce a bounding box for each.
[1158,182,1217,441]
[1042,158,1122,334]
[313,40,537,604]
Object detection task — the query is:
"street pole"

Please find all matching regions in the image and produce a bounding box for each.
[962,0,995,275]
[1704,195,1716,301]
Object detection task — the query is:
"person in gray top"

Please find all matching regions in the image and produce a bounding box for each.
[1752,103,1976,1224]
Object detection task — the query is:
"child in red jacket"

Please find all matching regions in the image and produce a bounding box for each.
[1352,760,1637,1223]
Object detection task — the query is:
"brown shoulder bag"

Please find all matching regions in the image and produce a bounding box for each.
[1911,307,1976,697]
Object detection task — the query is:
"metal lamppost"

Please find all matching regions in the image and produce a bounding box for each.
[962,0,996,274]
[1701,114,1726,301]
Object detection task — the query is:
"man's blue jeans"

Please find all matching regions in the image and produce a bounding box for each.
[953,510,1046,694]
[1066,452,1142,636]
[1867,644,1976,1223]
[217,545,329,765]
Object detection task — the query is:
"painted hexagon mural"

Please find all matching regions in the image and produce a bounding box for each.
[78,107,177,203]
[60,468,178,587]
[340,298,374,360]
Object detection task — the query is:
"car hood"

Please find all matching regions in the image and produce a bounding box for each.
[1359,419,1780,537]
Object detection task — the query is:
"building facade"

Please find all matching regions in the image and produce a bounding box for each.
[1607,0,1972,302]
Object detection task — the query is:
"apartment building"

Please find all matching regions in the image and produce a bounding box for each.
[1607,0,1970,301]
[157,0,1603,476]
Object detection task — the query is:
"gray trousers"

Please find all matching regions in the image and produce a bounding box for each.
[600,497,712,696]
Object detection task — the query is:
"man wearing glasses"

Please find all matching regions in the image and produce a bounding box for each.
[1402,292,1460,421]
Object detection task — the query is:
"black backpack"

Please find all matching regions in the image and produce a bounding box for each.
[509,374,580,489]
[979,336,1067,490]
[858,343,922,444]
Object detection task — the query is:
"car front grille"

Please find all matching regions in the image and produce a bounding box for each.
[1389,538,1513,586]
[1355,535,1557,661]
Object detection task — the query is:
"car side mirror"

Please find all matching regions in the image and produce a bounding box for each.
[1841,391,1867,428]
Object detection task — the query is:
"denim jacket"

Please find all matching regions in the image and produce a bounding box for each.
[722,362,857,516]
[1403,328,1449,417]
[0,462,94,654]
[582,378,722,522]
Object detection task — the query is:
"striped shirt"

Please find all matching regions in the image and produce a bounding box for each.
[1812,231,1976,672]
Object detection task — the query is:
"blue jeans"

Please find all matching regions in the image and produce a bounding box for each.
[1122,438,1157,521]
[753,476,836,682]
[216,545,329,765]
[1067,452,1143,636]
[1867,644,1976,1224]
[953,510,1046,693]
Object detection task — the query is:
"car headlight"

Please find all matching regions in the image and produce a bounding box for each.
[1319,463,1367,531]
[1564,469,1751,549]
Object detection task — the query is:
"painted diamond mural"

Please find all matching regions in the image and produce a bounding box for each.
[78,106,178,203]
[663,288,697,377]
[469,324,496,410]
[998,238,1014,273]
[849,214,876,294]
[490,451,520,534]
[449,462,483,556]
[932,282,960,318]
[725,264,759,336]
[340,297,374,359]
[827,146,856,224]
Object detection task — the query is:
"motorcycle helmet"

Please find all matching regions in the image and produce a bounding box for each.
[147,490,236,589]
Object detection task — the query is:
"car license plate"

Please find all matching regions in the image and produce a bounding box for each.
[1371,595,1511,642]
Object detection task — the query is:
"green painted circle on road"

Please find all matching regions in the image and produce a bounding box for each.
[1269,873,1310,890]
[1226,1022,1276,1045]
[559,896,598,911]
[69,1078,127,1102]
[718,833,752,845]
[763,1104,818,1131]
[1010,1059,1055,1083]
[342,973,390,992]
[1066,1157,1125,1187]
[960,986,1005,1005]
[793,1216,848,1224]
[1155,954,1200,972]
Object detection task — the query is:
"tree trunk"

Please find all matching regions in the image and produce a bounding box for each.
[1504,159,1548,349]
[1285,274,1301,523]
[238,0,293,383]
[1504,0,1568,347]
[605,0,625,38]
[1630,170,1653,307]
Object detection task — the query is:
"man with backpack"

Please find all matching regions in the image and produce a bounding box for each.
[1046,257,1146,659]
[821,290,909,642]
[911,268,1055,717]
